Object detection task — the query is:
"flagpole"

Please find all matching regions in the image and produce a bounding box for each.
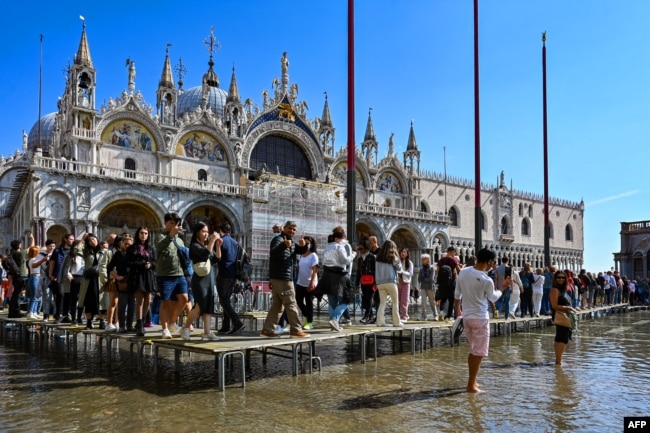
[346,0,357,242]
[542,32,551,267]
[38,34,43,154]
[473,0,482,251]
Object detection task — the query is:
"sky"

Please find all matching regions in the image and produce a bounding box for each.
[1,0,648,273]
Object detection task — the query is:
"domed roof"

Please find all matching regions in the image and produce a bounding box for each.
[27,112,57,152]
[177,86,227,119]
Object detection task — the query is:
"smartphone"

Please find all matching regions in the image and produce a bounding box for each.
[504,266,512,278]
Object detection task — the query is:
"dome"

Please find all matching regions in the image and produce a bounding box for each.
[177,86,227,119]
[27,112,57,152]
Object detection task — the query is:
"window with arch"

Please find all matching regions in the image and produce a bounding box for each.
[250,134,312,179]
[124,158,136,179]
[420,200,428,213]
[501,216,509,234]
[480,211,487,231]
[565,224,573,241]
[521,218,531,236]
[198,169,208,182]
[549,222,554,239]
[528,204,533,218]
[518,203,524,216]
[449,207,458,226]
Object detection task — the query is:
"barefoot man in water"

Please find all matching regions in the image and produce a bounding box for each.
[454,248,510,393]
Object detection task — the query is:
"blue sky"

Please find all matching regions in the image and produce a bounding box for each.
[1,1,648,273]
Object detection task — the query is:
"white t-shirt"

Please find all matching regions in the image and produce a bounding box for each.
[28,257,41,276]
[455,266,503,320]
[297,253,319,287]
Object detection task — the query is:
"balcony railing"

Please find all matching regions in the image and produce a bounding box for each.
[356,203,450,224]
[33,155,249,197]
[622,221,650,232]
[499,234,515,243]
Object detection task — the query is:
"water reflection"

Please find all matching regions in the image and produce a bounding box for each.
[1,310,649,432]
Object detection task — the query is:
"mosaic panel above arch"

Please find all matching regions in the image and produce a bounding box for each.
[98,201,161,235]
[377,171,403,193]
[330,162,364,187]
[176,131,226,162]
[100,119,156,152]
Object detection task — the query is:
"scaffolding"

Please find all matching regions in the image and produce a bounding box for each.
[249,175,346,281]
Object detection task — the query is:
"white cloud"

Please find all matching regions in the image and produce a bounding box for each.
[587,189,641,206]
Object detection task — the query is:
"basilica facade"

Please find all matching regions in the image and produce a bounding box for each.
[0,25,584,280]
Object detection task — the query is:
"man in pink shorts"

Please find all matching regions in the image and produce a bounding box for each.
[454,248,511,393]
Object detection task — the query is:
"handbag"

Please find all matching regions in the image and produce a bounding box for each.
[360,274,375,286]
[193,260,211,277]
[553,311,572,328]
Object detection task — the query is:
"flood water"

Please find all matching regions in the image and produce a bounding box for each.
[1,310,649,432]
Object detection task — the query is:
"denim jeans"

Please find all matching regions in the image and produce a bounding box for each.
[541,287,551,314]
[328,294,348,322]
[216,277,242,331]
[497,287,511,317]
[27,275,42,314]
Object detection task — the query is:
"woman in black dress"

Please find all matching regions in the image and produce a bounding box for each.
[126,227,157,336]
[550,271,576,365]
[180,222,220,341]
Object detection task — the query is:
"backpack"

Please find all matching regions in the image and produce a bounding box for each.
[236,244,252,282]
[437,264,453,290]
[521,273,531,289]
[172,238,193,277]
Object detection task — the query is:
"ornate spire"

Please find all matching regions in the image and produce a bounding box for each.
[320,92,332,128]
[202,26,220,88]
[175,57,187,93]
[159,43,175,88]
[227,64,240,103]
[75,17,93,68]
[406,119,418,150]
[363,108,376,142]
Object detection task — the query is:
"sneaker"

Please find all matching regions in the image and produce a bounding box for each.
[303,322,313,330]
[106,323,117,332]
[228,324,246,336]
[260,329,280,338]
[180,327,192,340]
[162,329,173,339]
[290,331,310,338]
[509,313,517,320]
[340,318,351,325]
[54,316,64,324]
[143,321,153,328]
[359,317,369,325]
[202,331,220,341]
[419,316,427,321]
[217,328,230,334]
[61,316,72,324]
[275,325,287,335]
[329,319,341,332]
[98,320,106,330]
[26,313,36,320]
[168,323,179,335]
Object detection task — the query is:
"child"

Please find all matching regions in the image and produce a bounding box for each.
[418,254,439,321]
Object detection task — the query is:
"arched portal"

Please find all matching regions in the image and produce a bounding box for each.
[98,201,161,239]
[182,205,234,234]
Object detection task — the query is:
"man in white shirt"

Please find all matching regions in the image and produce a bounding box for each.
[454,248,511,393]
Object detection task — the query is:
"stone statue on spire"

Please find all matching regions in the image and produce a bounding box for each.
[126,57,136,94]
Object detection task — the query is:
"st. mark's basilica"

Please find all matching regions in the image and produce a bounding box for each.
[0,25,584,280]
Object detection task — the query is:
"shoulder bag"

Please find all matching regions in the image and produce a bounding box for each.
[553,310,572,328]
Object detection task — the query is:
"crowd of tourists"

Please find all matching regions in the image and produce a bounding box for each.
[1,218,647,343]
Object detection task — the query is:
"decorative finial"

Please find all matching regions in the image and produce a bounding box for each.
[324,90,328,100]
[542,31,546,43]
[166,43,172,55]
[175,57,187,89]
[203,26,221,58]
[369,107,372,116]
[79,15,85,29]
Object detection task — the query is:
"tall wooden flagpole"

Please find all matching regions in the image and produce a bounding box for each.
[346,0,357,242]
[542,32,551,267]
[473,0,482,251]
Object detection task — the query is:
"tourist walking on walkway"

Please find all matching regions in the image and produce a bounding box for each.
[8,235,34,318]
[454,248,509,393]
[61,240,85,324]
[354,238,376,324]
[374,240,403,327]
[49,234,75,322]
[260,220,310,338]
[541,266,554,315]
[398,248,413,322]
[550,271,576,365]
[79,234,104,329]
[181,222,220,341]
[519,263,535,317]
[26,246,48,319]
[532,268,545,317]
[418,254,438,321]
[155,212,189,339]
[126,227,157,336]
[319,226,356,332]
[295,236,318,330]
[108,234,135,332]
[215,222,246,336]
